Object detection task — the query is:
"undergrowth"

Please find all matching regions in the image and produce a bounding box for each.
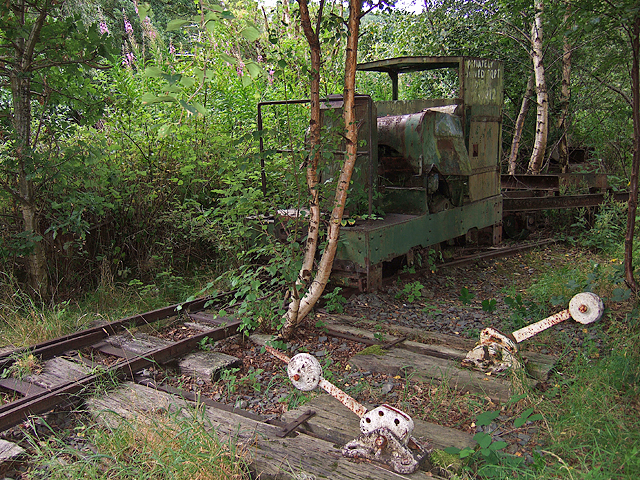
[23,410,250,479]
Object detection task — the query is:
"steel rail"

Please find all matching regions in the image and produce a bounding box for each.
[0,319,241,432]
[503,192,628,212]
[0,292,231,369]
[436,239,558,268]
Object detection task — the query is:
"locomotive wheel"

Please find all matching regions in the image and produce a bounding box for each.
[287,353,322,391]
[569,292,604,324]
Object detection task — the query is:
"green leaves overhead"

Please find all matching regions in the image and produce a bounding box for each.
[166,19,191,31]
[241,26,261,42]
[140,93,178,104]
[144,66,163,78]
[166,5,235,32]
[245,61,263,79]
[220,52,237,65]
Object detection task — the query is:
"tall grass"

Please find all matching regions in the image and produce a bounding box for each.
[541,320,640,479]
[0,269,222,348]
[25,411,250,479]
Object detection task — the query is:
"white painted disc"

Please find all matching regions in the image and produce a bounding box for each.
[569,292,604,324]
[287,353,322,391]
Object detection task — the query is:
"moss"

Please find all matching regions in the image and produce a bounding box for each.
[429,449,464,477]
[355,344,387,356]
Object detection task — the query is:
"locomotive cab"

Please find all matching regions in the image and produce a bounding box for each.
[257,56,504,291]
[332,56,504,290]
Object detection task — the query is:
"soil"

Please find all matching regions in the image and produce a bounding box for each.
[1,242,620,477]
[165,242,616,465]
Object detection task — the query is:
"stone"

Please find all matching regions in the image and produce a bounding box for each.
[381,382,395,394]
[0,440,24,463]
[179,351,241,382]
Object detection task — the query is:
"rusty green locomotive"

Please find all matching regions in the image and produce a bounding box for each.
[258,56,504,291]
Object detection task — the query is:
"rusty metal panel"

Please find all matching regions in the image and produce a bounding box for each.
[319,96,377,215]
[378,187,428,215]
[336,196,502,269]
[501,175,560,190]
[469,171,500,202]
[375,99,461,117]
[503,192,628,212]
[557,173,608,191]
[468,121,500,170]
[357,56,463,73]
[377,109,471,176]
[463,59,503,107]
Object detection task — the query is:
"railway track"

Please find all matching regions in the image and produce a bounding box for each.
[0,292,243,433]
[0,237,561,435]
[0,237,574,477]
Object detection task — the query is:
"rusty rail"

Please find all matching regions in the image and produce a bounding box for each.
[0,314,240,433]
[503,192,628,212]
[0,292,232,370]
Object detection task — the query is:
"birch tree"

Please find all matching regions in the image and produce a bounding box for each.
[281,0,387,338]
[527,0,548,174]
[507,74,535,174]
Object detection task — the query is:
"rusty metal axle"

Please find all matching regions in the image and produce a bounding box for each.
[464,292,604,372]
[265,344,430,473]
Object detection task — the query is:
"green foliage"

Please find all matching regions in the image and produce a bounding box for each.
[23,410,250,479]
[482,298,497,313]
[240,367,264,393]
[219,367,241,394]
[543,321,640,479]
[373,322,386,342]
[458,287,475,305]
[0,352,41,380]
[396,281,424,303]
[198,336,215,351]
[324,287,347,313]
[503,294,543,329]
[444,409,516,477]
[573,198,629,255]
[513,407,543,428]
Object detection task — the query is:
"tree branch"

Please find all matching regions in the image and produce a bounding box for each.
[22,0,52,70]
[316,0,325,37]
[592,74,632,107]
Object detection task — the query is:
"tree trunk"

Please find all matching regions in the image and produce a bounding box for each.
[624,15,640,292]
[286,0,323,325]
[281,0,363,338]
[527,0,548,174]
[11,1,50,298]
[556,4,572,173]
[507,74,535,175]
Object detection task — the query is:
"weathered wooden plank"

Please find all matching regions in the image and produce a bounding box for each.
[23,357,90,390]
[349,348,516,403]
[87,382,440,480]
[330,315,478,351]
[178,351,241,382]
[326,318,557,381]
[0,377,48,396]
[183,321,215,332]
[0,439,24,463]
[282,394,474,451]
[99,332,174,356]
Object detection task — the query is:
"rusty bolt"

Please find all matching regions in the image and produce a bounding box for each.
[579,304,588,313]
[375,435,387,449]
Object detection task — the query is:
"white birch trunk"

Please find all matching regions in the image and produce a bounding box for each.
[508,74,535,175]
[527,0,548,174]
